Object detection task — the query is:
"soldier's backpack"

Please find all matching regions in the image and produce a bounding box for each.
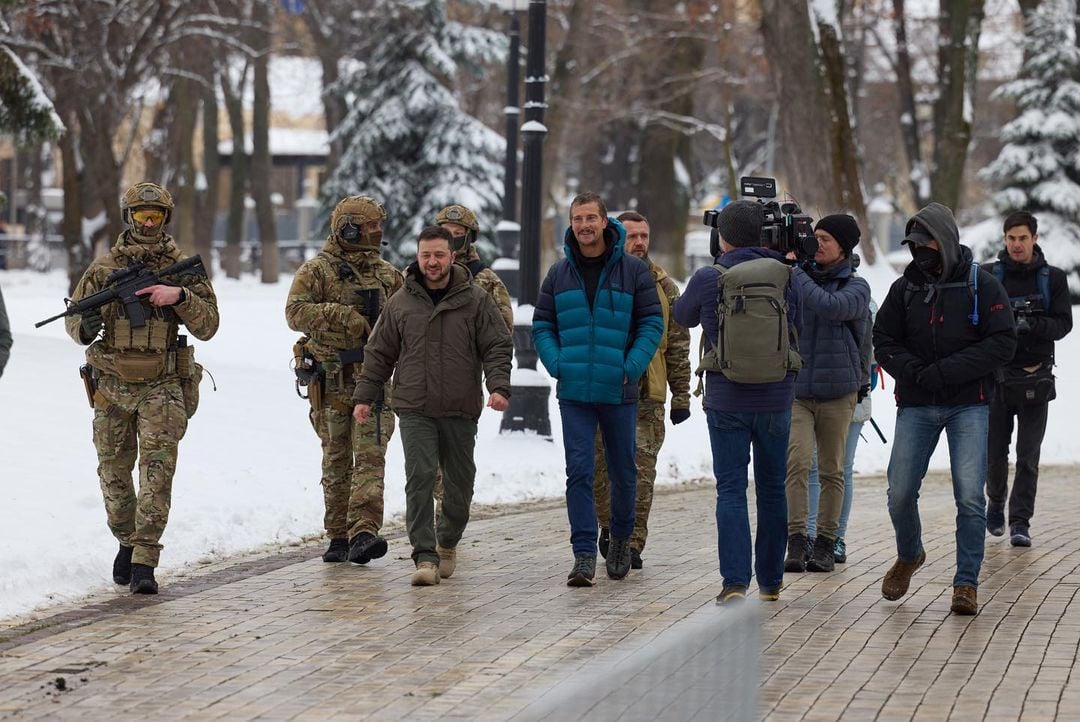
[695,257,801,387]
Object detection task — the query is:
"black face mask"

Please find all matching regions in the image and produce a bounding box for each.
[340,223,362,243]
[912,245,942,278]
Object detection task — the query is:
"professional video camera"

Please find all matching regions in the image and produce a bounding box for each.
[1010,294,1045,334]
[703,176,818,259]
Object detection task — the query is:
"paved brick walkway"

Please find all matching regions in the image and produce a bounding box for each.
[1,466,1078,720]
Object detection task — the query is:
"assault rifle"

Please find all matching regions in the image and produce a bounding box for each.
[36,255,207,328]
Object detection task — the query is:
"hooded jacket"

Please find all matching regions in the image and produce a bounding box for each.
[532,218,664,405]
[352,263,513,420]
[791,257,871,400]
[873,202,1016,407]
[981,246,1073,369]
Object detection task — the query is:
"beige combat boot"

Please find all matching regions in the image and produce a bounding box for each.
[436,545,456,579]
[411,561,440,586]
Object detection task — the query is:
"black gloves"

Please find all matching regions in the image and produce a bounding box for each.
[857,384,870,403]
[916,364,946,392]
[670,408,690,425]
[80,309,103,339]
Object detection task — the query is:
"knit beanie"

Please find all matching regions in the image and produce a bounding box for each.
[716,200,764,248]
[814,214,861,256]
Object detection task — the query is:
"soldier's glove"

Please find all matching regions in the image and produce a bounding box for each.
[857,384,870,403]
[79,309,104,339]
[345,312,371,340]
[670,408,691,425]
[916,364,946,392]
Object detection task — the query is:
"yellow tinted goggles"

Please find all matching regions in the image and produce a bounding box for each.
[132,208,165,225]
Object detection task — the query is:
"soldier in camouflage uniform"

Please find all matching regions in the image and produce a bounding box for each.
[595,212,691,569]
[65,182,219,595]
[286,196,403,565]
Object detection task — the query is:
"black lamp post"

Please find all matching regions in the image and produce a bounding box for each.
[499,0,551,439]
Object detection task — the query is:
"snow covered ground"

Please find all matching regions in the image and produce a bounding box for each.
[1,263,1078,620]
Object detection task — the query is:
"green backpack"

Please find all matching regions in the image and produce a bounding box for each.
[696,257,802,388]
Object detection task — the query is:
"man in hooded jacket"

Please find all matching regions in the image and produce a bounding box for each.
[873,202,1016,616]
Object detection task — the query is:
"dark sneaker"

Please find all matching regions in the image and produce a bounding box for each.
[630,548,643,570]
[950,585,978,615]
[1010,525,1032,547]
[129,564,158,595]
[347,532,388,565]
[606,536,632,579]
[881,551,926,601]
[833,537,847,564]
[716,585,747,605]
[785,532,809,573]
[112,544,133,585]
[986,507,1005,537]
[322,538,348,563]
[567,555,597,587]
[758,585,781,602]
[806,535,836,572]
[598,527,610,560]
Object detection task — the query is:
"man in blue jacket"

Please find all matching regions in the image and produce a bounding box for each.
[672,200,801,604]
[532,192,664,587]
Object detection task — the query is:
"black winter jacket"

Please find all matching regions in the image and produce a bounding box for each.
[873,202,1017,407]
[981,247,1072,369]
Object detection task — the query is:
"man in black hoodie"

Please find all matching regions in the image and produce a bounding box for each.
[983,211,1073,548]
[873,202,1016,616]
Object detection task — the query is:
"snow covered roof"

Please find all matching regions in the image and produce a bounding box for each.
[219,128,329,158]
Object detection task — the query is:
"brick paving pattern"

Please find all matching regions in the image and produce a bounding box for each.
[1,466,1078,720]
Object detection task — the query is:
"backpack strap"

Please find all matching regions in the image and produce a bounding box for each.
[968,262,980,326]
[900,263,980,326]
[1038,265,1052,309]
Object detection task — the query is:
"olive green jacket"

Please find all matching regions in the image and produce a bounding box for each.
[352,263,513,420]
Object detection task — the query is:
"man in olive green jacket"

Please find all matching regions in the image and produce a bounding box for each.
[352,226,513,586]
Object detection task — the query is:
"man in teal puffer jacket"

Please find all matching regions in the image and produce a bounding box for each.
[532,191,663,587]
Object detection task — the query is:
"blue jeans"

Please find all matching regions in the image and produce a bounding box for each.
[705,409,790,591]
[887,404,988,588]
[560,400,638,556]
[807,421,864,539]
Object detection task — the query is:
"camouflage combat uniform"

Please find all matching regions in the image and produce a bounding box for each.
[594,260,690,552]
[66,234,219,568]
[286,236,402,542]
[460,247,514,334]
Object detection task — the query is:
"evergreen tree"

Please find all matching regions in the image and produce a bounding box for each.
[979,0,1080,281]
[321,0,505,261]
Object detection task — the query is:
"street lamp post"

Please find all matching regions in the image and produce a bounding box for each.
[498,0,551,439]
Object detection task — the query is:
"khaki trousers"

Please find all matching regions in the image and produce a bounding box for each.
[785,393,857,540]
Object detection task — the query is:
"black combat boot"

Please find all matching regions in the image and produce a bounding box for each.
[806,535,836,572]
[112,544,134,585]
[630,548,643,570]
[606,536,632,579]
[598,527,610,559]
[785,532,809,573]
[347,532,388,565]
[322,538,349,563]
[129,564,158,595]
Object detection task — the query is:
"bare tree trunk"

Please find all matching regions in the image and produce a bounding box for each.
[303,2,347,173]
[59,118,86,294]
[174,77,198,256]
[892,0,929,208]
[195,74,220,277]
[759,0,836,215]
[817,19,873,263]
[931,0,985,211]
[221,69,247,279]
[251,3,279,284]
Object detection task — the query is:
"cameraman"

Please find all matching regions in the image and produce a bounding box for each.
[982,211,1073,547]
[783,215,870,574]
[672,200,800,604]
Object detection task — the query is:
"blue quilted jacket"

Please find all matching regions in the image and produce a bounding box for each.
[532,219,664,404]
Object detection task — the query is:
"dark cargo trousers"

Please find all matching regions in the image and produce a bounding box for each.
[399,414,478,565]
[986,394,1049,528]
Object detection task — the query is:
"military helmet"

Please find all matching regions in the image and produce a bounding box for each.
[331,195,387,250]
[121,182,174,225]
[436,204,479,256]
